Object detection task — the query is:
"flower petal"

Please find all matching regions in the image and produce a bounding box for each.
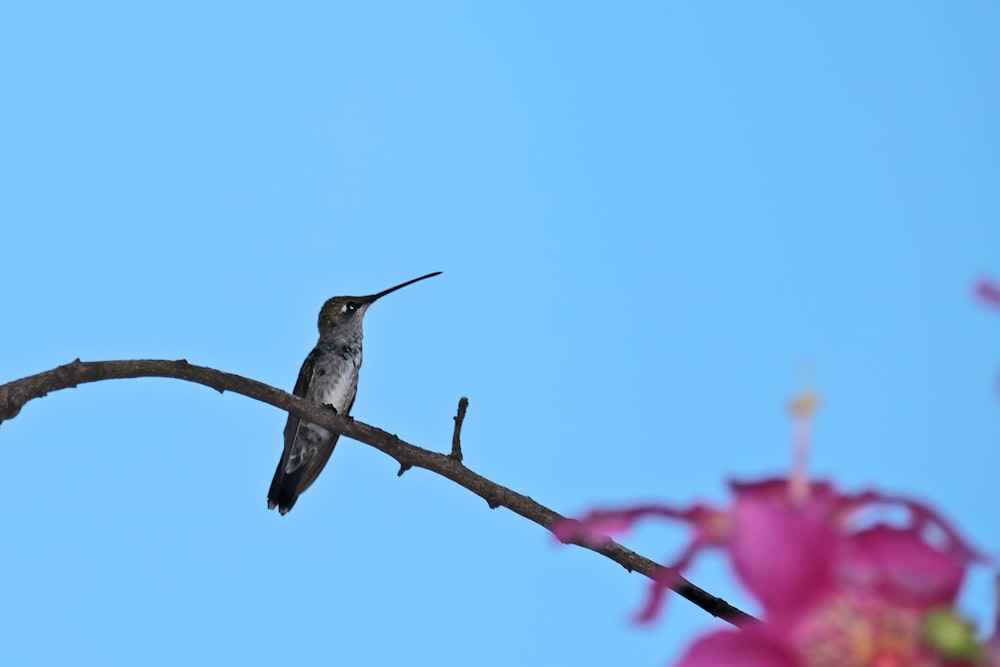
[841,526,964,606]
[674,628,801,667]
[728,479,840,614]
[975,279,1000,308]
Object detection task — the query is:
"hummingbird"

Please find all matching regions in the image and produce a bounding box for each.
[268,271,442,515]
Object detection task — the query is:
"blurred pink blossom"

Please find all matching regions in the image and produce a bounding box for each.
[556,478,994,666]
[976,279,1000,308]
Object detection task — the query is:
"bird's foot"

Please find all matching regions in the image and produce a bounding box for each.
[321,404,352,421]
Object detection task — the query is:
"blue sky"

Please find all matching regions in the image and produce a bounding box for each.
[1,2,998,665]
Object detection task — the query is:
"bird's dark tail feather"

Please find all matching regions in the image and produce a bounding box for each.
[267,467,304,516]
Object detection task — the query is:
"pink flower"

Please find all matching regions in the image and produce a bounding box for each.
[675,627,800,667]
[976,279,1000,308]
[555,478,993,666]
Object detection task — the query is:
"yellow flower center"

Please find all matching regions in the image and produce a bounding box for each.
[797,593,939,667]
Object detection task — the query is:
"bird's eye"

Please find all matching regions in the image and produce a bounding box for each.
[346,302,360,312]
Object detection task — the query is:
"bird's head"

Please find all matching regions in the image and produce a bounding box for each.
[316,272,442,337]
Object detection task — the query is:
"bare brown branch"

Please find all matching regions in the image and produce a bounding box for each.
[450,396,469,462]
[0,359,755,626]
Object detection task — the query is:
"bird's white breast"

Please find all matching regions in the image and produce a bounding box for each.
[306,355,360,416]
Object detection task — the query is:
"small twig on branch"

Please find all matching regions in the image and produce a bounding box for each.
[0,359,755,627]
[450,396,469,463]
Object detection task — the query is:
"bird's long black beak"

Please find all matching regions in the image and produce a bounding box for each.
[362,271,442,304]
